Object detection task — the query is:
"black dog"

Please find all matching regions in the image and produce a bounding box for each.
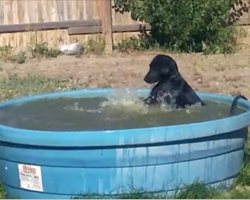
[143,54,205,108]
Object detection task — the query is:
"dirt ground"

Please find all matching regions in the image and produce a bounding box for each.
[1,49,250,98]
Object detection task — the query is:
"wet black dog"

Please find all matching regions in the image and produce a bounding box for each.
[143,54,205,108]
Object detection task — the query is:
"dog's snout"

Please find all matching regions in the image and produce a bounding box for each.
[144,75,154,84]
[144,75,149,83]
[144,70,158,84]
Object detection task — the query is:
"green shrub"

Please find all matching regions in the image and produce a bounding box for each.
[113,0,249,54]
[30,42,60,58]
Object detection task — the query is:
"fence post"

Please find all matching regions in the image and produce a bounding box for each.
[101,0,113,53]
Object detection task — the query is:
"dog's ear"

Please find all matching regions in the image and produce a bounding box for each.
[161,59,178,76]
[160,66,170,76]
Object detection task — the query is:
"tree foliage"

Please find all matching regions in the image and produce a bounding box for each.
[113,0,249,53]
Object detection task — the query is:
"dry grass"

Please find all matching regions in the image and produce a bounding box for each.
[0,49,250,99]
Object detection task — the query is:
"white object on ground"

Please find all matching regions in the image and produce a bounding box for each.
[60,42,83,55]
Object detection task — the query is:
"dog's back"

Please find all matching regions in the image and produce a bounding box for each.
[175,79,205,108]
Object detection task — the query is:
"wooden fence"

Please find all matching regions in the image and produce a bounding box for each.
[0,0,249,53]
[0,0,146,52]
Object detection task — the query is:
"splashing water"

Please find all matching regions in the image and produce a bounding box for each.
[156,93,175,112]
[63,88,150,115]
[64,88,203,116]
[64,102,85,112]
[64,102,103,113]
[100,88,149,114]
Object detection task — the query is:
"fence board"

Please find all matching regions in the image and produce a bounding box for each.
[0,20,101,34]
[68,24,151,35]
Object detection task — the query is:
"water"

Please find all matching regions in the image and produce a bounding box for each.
[0,91,245,131]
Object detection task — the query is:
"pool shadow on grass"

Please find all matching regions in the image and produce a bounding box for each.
[72,180,250,199]
[71,181,228,199]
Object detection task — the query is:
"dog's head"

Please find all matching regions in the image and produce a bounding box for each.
[144,54,179,84]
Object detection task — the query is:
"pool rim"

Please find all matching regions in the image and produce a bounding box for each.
[0,88,249,147]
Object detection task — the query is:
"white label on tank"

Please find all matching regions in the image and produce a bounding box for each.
[18,164,43,192]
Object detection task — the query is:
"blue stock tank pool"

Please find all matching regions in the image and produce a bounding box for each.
[0,88,249,199]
